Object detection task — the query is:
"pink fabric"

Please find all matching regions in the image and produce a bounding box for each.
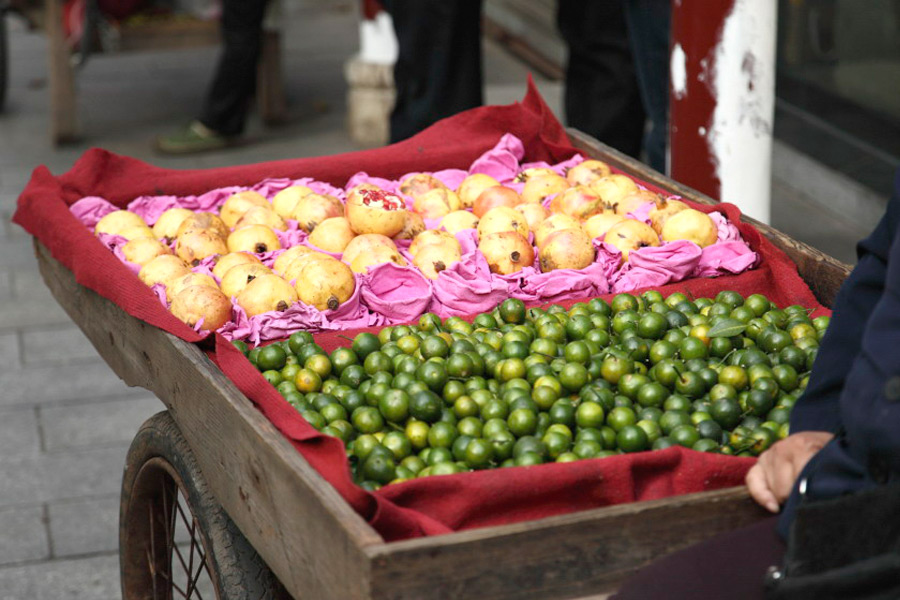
[70,196,119,228]
[360,262,433,323]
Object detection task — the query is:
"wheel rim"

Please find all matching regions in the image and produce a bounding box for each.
[123,457,220,600]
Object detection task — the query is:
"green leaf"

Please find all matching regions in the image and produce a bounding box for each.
[708,318,747,338]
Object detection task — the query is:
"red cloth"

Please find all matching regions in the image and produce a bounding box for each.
[14,82,822,541]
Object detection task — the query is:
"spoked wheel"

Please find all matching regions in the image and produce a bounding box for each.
[120,411,287,600]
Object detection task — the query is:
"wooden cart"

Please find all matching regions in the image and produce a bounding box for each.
[33,131,852,599]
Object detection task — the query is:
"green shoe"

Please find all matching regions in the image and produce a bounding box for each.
[154,120,235,155]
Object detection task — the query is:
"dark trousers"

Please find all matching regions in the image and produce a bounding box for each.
[199,0,269,136]
[612,517,785,600]
[558,0,645,161]
[385,0,484,143]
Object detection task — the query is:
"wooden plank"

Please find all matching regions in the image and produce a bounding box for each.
[34,240,382,600]
[366,487,766,600]
[45,0,78,144]
[567,128,852,307]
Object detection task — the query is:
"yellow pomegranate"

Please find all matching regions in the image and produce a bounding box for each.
[152,207,193,241]
[345,188,407,237]
[219,263,272,299]
[613,189,662,216]
[139,254,190,287]
[122,238,172,266]
[308,217,356,253]
[441,210,480,235]
[349,245,408,274]
[281,251,333,284]
[456,173,501,209]
[591,174,640,212]
[408,230,459,257]
[648,197,690,234]
[220,190,269,229]
[271,185,313,219]
[565,159,612,186]
[234,206,287,231]
[294,257,356,311]
[520,173,570,205]
[291,193,344,233]
[515,203,550,232]
[413,188,461,219]
[660,209,718,248]
[95,210,147,237]
[272,245,315,276]
[399,173,448,200]
[341,234,399,265]
[413,243,462,279]
[473,186,521,218]
[212,252,263,280]
[175,212,229,240]
[226,225,282,254]
[175,229,228,265]
[551,186,604,221]
[236,274,299,316]
[170,285,232,332]
[164,271,220,303]
[534,213,582,249]
[583,213,626,240]
[477,206,529,240]
[118,225,157,242]
[604,219,661,262]
[393,212,427,241]
[539,229,595,272]
[515,167,558,183]
[478,231,535,275]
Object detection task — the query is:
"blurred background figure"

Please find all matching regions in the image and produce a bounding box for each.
[155,0,271,154]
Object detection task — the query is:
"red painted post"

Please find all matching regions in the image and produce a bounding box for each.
[669,0,776,223]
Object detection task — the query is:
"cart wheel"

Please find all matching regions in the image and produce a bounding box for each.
[120,411,288,600]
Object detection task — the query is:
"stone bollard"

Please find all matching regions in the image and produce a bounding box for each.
[344,54,395,148]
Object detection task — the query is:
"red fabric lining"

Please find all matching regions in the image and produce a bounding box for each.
[15,82,825,542]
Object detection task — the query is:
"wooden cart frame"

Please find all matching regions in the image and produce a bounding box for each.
[34,131,851,599]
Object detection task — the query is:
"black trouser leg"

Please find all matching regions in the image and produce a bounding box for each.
[385,0,484,143]
[558,0,645,159]
[199,0,269,136]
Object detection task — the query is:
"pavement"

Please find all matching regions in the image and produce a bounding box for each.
[0,1,885,598]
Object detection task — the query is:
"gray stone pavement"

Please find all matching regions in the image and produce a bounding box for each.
[0,1,882,598]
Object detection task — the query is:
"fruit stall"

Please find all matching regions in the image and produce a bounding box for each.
[14,86,850,599]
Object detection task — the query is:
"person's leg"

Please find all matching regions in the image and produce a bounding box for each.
[612,516,785,600]
[558,0,645,159]
[198,0,270,137]
[386,0,483,143]
[623,0,670,174]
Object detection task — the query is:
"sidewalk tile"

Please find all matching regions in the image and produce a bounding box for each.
[40,395,161,453]
[48,496,119,558]
[0,506,48,566]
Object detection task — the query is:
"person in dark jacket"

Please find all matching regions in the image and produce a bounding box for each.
[613,168,900,599]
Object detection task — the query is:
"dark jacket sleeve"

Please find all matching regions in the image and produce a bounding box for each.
[788,170,900,433]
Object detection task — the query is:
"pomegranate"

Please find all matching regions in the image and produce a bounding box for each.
[473,185,521,218]
[538,229,595,272]
[456,173,500,209]
[565,159,612,186]
[139,254,190,287]
[648,197,690,234]
[165,271,219,303]
[440,210,480,235]
[477,206,529,240]
[660,208,718,248]
[534,213,581,249]
[345,188,407,237]
[478,231,535,275]
[604,219,660,262]
[349,245,408,274]
[281,251,333,284]
[393,211,427,240]
[413,188,461,219]
[399,173,447,200]
[551,185,604,221]
[175,229,228,265]
[514,167,557,183]
[118,225,156,242]
[408,229,458,257]
[94,210,147,237]
[341,233,399,265]
[236,274,299,316]
[613,189,661,216]
[272,245,314,276]
[152,207,193,241]
[220,190,270,229]
[122,238,172,266]
[175,212,229,240]
[226,224,282,254]
[294,257,356,311]
[591,174,640,211]
[520,173,569,205]
[234,206,287,231]
[271,185,313,219]
[515,203,550,232]
[308,217,356,253]
[413,242,462,279]
[219,263,273,299]
[170,285,232,332]
[583,213,626,240]
[291,193,344,233]
[212,252,263,280]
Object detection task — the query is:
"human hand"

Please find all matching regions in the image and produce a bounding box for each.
[745,431,835,513]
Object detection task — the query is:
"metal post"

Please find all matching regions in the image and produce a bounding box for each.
[669,0,777,223]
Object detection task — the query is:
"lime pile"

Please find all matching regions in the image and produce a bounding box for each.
[235,291,829,490]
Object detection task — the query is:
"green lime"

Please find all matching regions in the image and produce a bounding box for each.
[617,425,649,452]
